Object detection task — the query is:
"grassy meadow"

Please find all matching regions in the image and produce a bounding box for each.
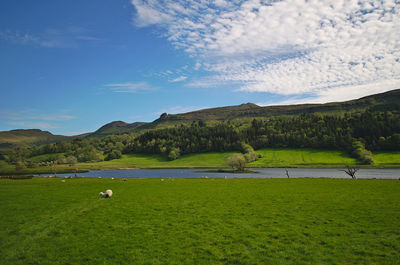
[1,177,399,264]
[249,148,359,167]
[374,151,400,166]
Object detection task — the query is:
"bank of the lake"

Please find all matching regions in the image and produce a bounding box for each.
[1,148,400,175]
[54,168,400,179]
[1,177,399,264]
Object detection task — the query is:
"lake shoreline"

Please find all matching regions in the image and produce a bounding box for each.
[2,164,400,176]
[29,167,400,180]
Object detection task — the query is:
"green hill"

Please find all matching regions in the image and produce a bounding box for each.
[80,89,400,135]
[0,129,71,152]
[1,89,399,150]
[89,121,147,138]
[146,89,400,129]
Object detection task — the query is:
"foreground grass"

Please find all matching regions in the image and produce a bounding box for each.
[0,178,399,264]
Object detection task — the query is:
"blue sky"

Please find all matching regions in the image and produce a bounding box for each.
[1,0,399,135]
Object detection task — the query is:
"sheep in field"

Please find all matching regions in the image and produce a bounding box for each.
[99,189,113,198]
[105,189,113,198]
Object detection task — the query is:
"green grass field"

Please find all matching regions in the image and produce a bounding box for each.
[250,148,359,167]
[90,152,236,169]
[373,151,400,166]
[0,178,399,264]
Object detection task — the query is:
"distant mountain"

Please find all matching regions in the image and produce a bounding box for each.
[144,89,400,129]
[1,89,399,151]
[89,121,147,138]
[0,129,72,152]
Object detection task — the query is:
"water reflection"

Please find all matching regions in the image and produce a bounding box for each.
[55,168,400,179]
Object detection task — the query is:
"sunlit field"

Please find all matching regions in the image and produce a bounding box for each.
[1,177,399,264]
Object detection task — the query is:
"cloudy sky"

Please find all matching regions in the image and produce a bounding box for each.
[1,0,399,135]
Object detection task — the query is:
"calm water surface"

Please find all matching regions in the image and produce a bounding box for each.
[55,168,400,179]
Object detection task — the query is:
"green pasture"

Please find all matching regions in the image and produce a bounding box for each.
[89,152,235,169]
[373,151,400,166]
[249,148,359,167]
[0,178,399,264]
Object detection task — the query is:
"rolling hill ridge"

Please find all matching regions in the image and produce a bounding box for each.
[1,89,399,150]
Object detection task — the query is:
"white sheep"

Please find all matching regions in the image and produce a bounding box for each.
[105,189,113,198]
[99,189,113,198]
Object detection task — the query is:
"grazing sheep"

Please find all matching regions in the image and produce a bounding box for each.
[99,190,113,198]
[105,189,113,198]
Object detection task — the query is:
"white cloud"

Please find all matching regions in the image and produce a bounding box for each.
[105,82,157,93]
[0,109,75,130]
[8,121,58,130]
[0,109,75,121]
[132,0,400,102]
[169,75,187,82]
[0,27,102,48]
[155,105,207,115]
[258,79,400,106]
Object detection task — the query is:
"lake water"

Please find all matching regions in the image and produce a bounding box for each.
[55,168,400,179]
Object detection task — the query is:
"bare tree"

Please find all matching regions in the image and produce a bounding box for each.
[341,165,359,179]
[285,169,290,178]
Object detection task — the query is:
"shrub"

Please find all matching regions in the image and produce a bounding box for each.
[168,148,181,161]
[15,161,26,171]
[244,151,259,163]
[26,161,38,168]
[226,153,247,171]
[66,155,78,165]
[105,150,122,161]
[352,140,374,165]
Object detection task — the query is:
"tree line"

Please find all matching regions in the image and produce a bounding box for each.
[2,109,400,167]
[125,110,400,164]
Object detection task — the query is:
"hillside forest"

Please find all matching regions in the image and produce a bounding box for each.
[2,109,400,169]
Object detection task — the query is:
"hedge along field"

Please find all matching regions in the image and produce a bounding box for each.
[1,178,399,264]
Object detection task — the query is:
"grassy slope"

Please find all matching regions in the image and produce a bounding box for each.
[91,152,235,169]
[144,89,400,131]
[1,178,399,264]
[374,151,400,166]
[0,129,71,152]
[250,148,359,167]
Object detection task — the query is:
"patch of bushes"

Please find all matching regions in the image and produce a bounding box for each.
[352,140,374,164]
[105,150,122,161]
[168,148,181,160]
